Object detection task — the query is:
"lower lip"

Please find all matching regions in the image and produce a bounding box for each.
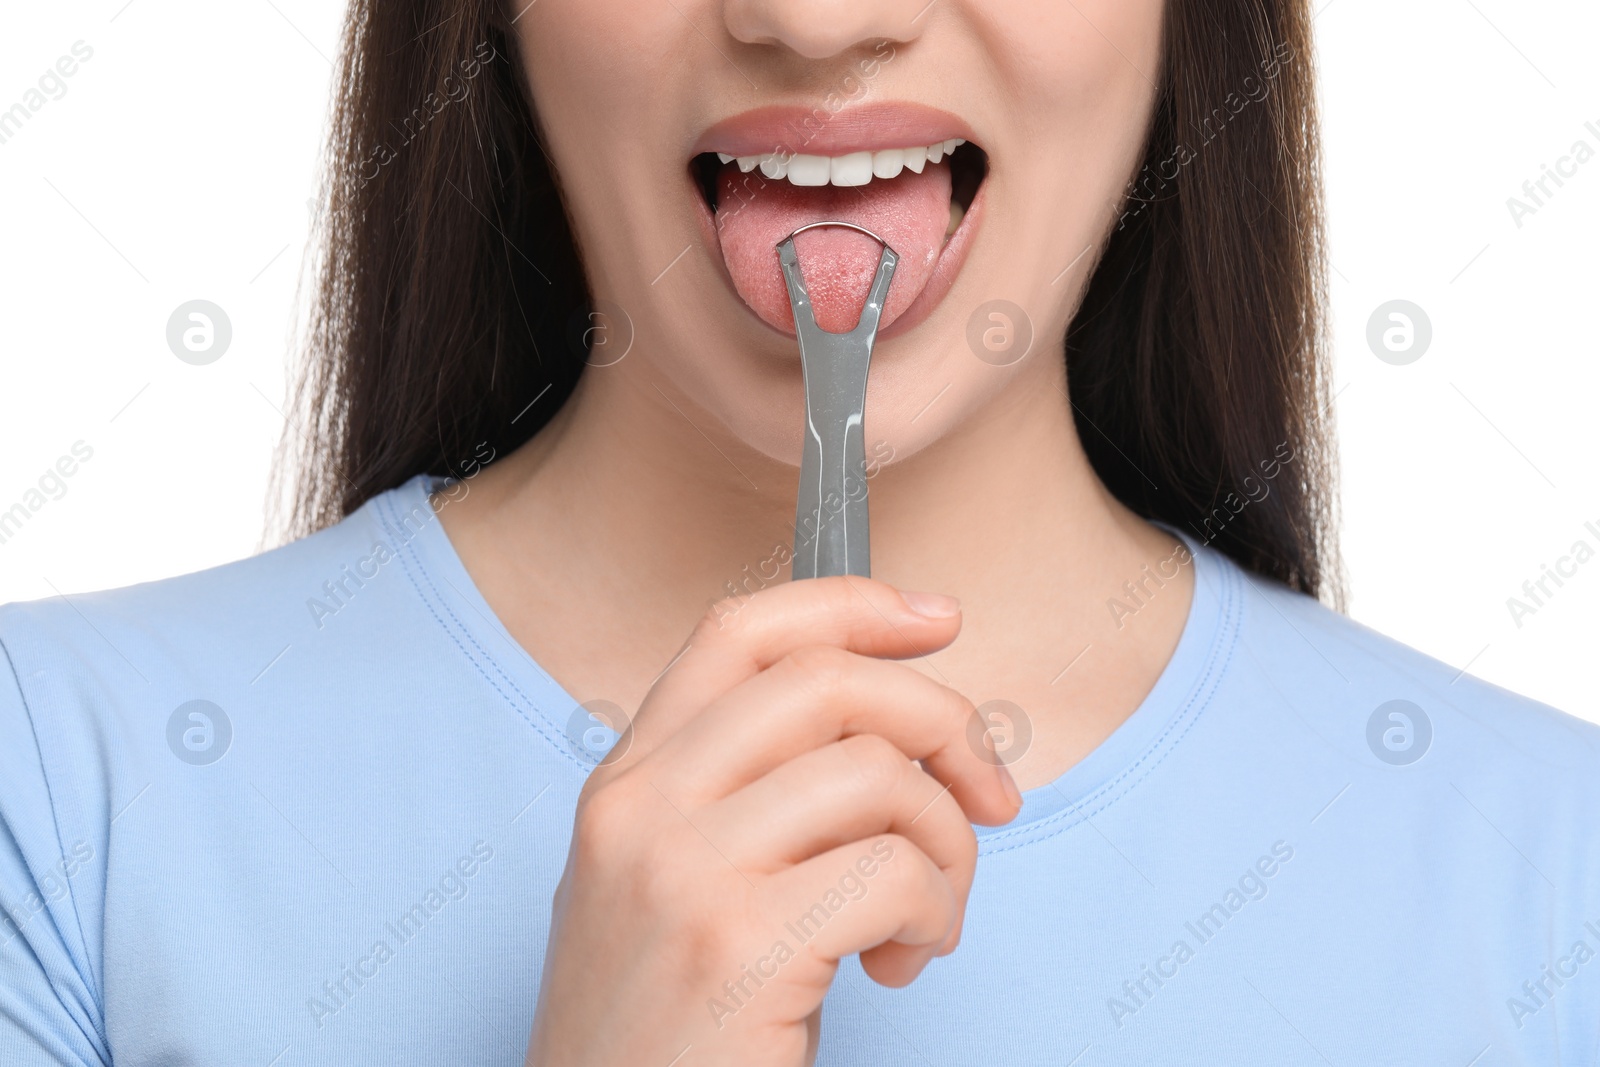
[688,169,987,344]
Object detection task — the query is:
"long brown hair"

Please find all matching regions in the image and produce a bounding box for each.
[275,0,1342,603]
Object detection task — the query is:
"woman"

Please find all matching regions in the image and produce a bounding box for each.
[1,0,1594,1063]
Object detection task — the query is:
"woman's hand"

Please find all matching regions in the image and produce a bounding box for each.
[524,576,1021,1067]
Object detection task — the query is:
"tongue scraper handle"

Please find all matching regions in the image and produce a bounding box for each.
[776,224,900,581]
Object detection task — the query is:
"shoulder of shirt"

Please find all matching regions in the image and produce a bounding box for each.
[1202,543,1600,774]
[0,479,437,703]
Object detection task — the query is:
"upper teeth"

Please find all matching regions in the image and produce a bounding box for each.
[715,140,966,188]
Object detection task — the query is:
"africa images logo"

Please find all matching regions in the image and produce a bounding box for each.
[1365,700,1431,767]
[166,700,232,766]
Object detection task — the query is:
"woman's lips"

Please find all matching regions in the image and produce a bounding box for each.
[695,101,976,159]
[691,102,984,339]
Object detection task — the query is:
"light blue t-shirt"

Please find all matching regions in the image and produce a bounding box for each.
[1,473,1595,1065]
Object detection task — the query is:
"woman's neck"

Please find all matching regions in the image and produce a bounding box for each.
[437,346,1192,790]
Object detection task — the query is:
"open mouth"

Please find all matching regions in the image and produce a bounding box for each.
[690,107,988,337]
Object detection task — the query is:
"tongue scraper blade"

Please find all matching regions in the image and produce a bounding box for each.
[776,223,900,581]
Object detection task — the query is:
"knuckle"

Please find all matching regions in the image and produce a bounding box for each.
[866,833,916,885]
[781,644,854,698]
[574,785,739,923]
[903,845,954,905]
[571,779,640,866]
[948,818,979,870]
[839,733,909,796]
[884,837,944,898]
[810,575,865,618]
[944,690,980,741]
[695,595,750,640]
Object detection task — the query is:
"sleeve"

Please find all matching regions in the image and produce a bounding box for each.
[0,637,109,1065]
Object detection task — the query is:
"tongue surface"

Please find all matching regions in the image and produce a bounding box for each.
[715,161,951,334]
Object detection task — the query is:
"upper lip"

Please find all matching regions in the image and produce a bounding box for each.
[693,101,977,159]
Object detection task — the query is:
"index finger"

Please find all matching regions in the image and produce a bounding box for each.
[620,575,961,767]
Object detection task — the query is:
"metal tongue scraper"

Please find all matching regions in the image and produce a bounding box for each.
[776,222,900,580]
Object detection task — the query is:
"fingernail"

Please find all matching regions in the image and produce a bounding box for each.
[901,590,960,618]
[996,761,1022,809]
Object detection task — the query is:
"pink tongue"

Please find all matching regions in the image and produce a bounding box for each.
[715,161,951,334]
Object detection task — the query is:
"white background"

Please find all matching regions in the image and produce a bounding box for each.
[1,1,1596,720]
